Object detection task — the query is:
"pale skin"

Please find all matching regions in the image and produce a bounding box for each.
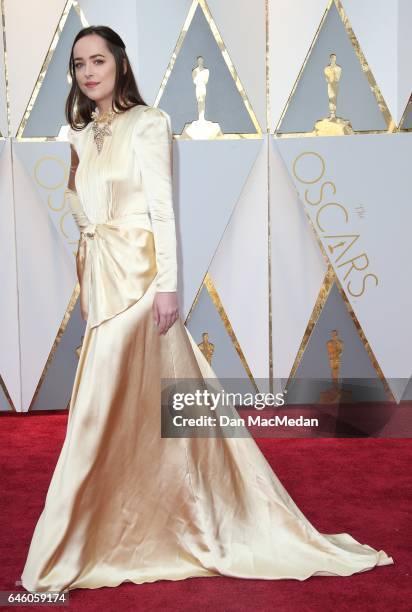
[70,33,179,335]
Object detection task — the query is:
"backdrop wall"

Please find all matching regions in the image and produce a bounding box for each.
[0,0,410,417]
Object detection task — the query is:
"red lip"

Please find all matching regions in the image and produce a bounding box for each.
[85,82,99,87]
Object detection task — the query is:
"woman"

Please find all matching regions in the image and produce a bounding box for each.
[21,26,393,593]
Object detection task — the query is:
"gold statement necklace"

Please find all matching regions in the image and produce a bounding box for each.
[90,108,117,154]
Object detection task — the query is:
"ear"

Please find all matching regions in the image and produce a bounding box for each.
[123,58,127,75]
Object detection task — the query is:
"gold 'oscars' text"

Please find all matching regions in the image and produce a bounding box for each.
[292,151,378,298]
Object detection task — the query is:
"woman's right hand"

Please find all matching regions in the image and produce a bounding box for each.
[152,291,179,334]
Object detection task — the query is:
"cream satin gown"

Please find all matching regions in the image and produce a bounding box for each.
[21,105,394,592]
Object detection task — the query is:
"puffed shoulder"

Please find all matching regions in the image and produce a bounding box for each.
[131,105,172,141]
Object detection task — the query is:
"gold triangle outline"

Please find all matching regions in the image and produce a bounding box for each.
[154,0,262,140]
[184,272,259,392]
[285,265,334,388]
[16,0,87,140]
[185,271,259,393]
[398,94,412,131]
[282,194,394,401]
[0,373,17,412]
[28,283,81,411]
[274,0,395,138]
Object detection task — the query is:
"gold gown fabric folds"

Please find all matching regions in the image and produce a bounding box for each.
[72,204,158,328]
[21,105,394,593]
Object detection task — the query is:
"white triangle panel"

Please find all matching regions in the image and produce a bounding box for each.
[270,137,327,389]
[5,0,67,136]
[343,0,398,124]
[14,141,79,263]
[132,0,193,103]
[207,0,266,132]
[209,137,269,383]
[177,138,261,317]
[269,0,328,131]
[13,142,77,410]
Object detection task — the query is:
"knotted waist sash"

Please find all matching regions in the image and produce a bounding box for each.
[65,188,157,328]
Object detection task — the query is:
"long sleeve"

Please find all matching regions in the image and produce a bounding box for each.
[132,106,178,292]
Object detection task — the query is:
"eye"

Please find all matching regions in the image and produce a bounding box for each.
[74,60,104,69]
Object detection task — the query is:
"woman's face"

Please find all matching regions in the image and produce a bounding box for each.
[72,34,117,107]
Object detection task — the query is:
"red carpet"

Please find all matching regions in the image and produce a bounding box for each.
[1,412,411,611]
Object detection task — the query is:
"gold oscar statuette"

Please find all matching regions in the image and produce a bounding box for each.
[319,329,352,403]
[182,56,222,139]
[197,331,215,365]
[314,54,353,136]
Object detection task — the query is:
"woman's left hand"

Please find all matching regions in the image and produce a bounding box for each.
[152,291,179,335]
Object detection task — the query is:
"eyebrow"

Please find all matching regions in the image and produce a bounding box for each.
[73,53,105,61]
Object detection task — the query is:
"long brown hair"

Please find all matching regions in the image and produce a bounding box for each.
[65,26,147,130]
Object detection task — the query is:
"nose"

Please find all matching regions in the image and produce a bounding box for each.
[85,64,95,78]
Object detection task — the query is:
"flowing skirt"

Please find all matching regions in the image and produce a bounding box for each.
[21,274,394,592]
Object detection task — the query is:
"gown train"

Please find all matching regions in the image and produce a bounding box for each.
[21,272,394,592]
